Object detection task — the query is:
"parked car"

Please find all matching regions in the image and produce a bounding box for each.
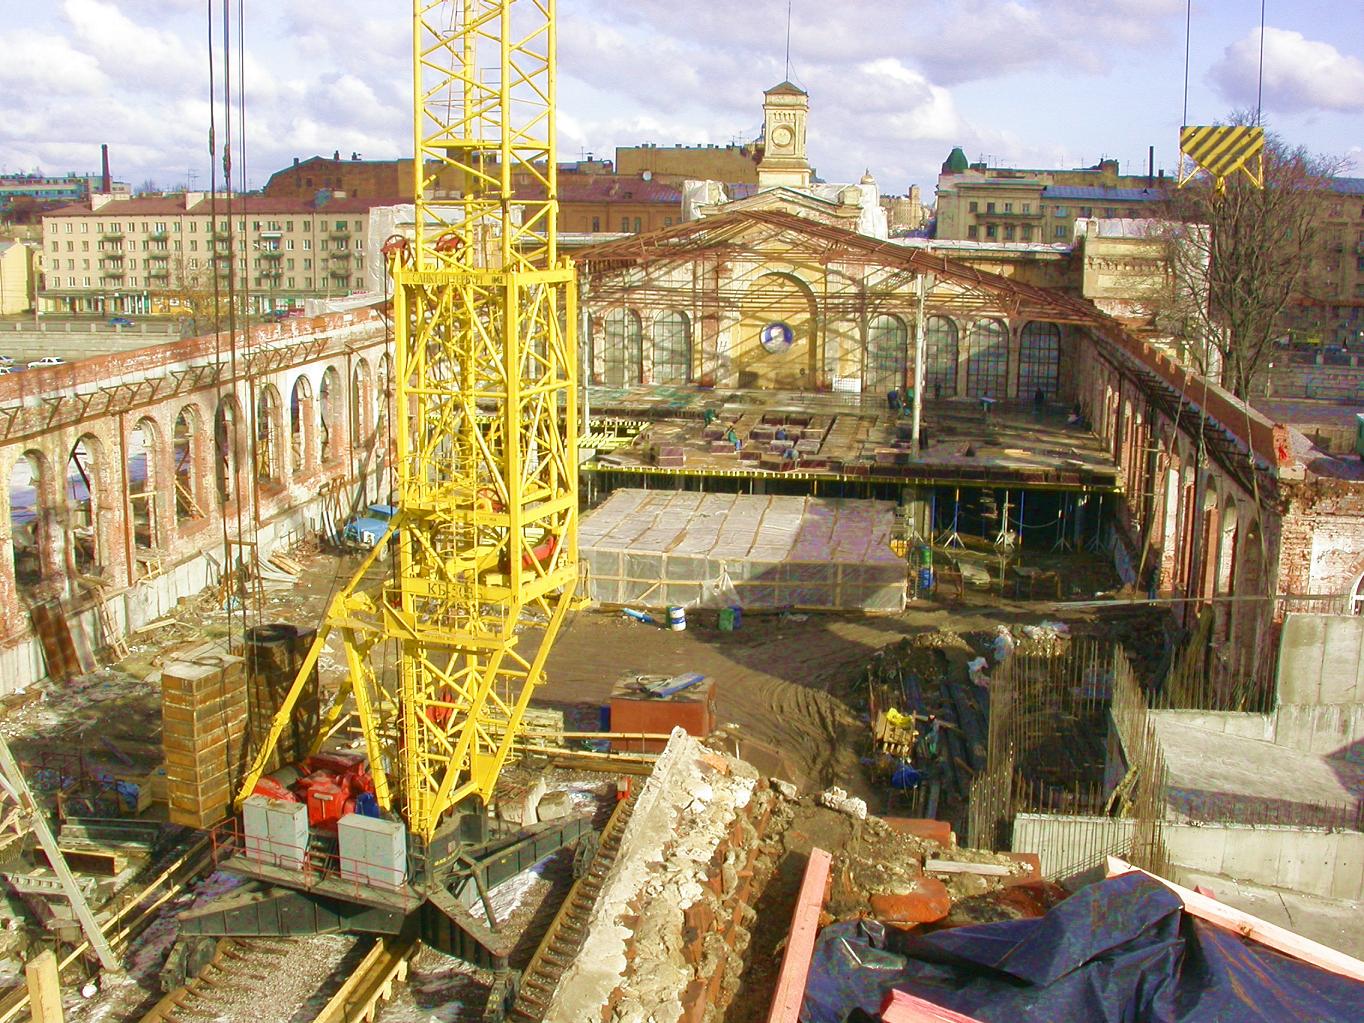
[341,504,399,550]
[109,316,134,327]
[0,367,11,376]
[29,356,65,368]
[0,355,13,365]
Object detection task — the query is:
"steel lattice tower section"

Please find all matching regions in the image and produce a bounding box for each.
[238,0,578,843]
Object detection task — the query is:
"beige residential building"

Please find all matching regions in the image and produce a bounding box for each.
[39,192,393,317]
[934,148,1165,243]
[0,241,35,314]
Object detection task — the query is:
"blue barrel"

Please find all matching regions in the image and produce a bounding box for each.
[667,605,687,631]
[918,567,934,591]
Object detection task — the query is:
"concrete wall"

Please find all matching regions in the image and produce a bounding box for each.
[1014,813,1364,901]
[1272,703,1364,759]
[1163,821,1364,901]
[1277,613,1364,705]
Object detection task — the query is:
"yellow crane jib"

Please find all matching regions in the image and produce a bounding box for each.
[236,0,579,845]
[1178,125,1265,194]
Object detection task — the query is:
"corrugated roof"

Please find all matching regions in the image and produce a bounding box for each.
[1042,185,1163,202]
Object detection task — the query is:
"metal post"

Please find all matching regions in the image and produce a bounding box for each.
[910,272,928,454]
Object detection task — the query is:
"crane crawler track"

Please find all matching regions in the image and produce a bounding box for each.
[507,794,637,1022]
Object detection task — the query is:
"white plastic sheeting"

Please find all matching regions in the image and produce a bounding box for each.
[580,489,906,611]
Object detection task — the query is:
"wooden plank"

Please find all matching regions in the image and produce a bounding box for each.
[765,846,833,1023]
[880,990,986,1023]
[1105,857,1364,983]
[924,858,1012,877]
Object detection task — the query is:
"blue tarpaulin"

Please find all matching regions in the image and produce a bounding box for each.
[802,872,1361,1022]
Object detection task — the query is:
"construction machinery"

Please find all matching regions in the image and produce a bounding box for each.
[167,2,585,1009]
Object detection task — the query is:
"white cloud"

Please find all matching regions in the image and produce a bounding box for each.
[1210,28,1364,114]
[0,30,106,95]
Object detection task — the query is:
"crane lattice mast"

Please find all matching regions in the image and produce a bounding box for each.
[238,0,578,843]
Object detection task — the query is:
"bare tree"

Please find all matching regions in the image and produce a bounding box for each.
[1144,116,1345,399]
[167,254,246,337]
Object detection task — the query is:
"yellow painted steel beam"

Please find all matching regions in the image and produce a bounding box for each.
[237,1,577,844]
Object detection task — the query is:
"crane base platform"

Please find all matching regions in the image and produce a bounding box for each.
[170,814,594,987]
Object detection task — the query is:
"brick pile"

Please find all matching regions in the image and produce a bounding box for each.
[542,730,789,1023]
[161,643,249,828]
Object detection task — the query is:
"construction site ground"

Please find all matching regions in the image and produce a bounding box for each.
[0,538,1176,1019]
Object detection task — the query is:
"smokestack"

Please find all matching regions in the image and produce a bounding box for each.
[101,144,111,193]
[1148,145,1155,186]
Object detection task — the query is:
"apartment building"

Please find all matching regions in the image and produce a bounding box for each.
[1294,177,1364,345]
[39,192,398,316]
[934,148,1165,242]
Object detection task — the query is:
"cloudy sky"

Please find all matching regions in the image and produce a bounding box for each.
[2,1,1361,196]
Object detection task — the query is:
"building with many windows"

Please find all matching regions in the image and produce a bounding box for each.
[1293,177,1364,346]
[934,148,1165,243]
[38,192,399,317]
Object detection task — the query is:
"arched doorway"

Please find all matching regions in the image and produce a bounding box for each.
[966,318,1008,397]
[652,311,690,385]
[739,272,816,389]
[1018,322,1060,400]
[924,316,958,397]
[601,308,643,387]
[865,315,908,395]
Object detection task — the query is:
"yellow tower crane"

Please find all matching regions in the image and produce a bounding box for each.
[236,0,578,842]
[166,5,585,1001]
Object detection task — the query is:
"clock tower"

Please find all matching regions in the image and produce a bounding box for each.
[757,81,811,189]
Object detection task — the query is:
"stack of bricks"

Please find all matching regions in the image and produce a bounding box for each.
[245,624,320,775]
[161,643,249,829]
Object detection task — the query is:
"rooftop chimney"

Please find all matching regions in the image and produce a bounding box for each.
[100,144,111,193]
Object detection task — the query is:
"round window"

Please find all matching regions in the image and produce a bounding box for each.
[759,321,794,354]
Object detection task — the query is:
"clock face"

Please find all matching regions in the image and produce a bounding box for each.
[771,125,795,148]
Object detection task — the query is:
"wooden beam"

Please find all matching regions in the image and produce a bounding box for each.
[1105,857,1364,983]
[24,950,62,1023]
[924,858,1012,877]
[765,846,832,1023]
[880,990,985,1023]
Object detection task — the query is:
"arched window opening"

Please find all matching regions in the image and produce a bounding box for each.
[291,376,313,475]
[866,315,908,395]
[924,316,958,397]
[256,385,282,484]
[214,399,241,507]
[1018,322,1061,400]
[173,407,202,522]
[319,367,342,463]
[602,308,642,387]
[351,359,371,448]
[966,318,1008,397]
[66,436,100,576]
[129,419,158,572]
[10,452,48,594]
[652,311,690,385]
